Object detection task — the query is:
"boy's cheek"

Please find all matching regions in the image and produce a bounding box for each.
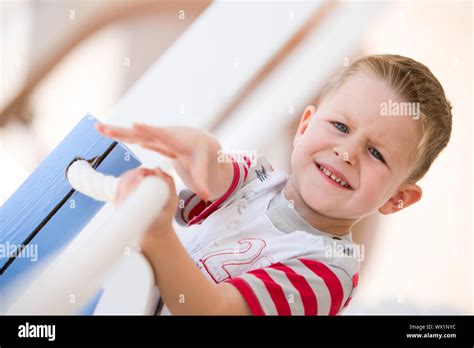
[300,129,333,155]
[357,175,394,211]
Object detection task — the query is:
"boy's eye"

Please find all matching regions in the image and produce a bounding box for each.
[332,122,349,133]
[369,147,386,164]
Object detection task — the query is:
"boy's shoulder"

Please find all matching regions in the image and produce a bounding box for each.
[322,236,361,278]
[294,233,361,278]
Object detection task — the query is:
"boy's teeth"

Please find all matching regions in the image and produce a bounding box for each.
[317,163,350,188]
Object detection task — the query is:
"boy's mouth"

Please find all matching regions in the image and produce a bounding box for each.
[315,162,354,190]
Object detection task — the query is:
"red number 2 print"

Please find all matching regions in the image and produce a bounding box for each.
[199,238,272,283]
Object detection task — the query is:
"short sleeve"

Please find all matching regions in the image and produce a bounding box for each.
[174,153,273,226]
[225,258,358,316]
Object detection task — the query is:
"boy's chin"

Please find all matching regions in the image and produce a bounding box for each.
[305,198,361,220]
[307,200,343,215]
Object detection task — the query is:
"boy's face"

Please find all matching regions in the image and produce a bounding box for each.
[291,73,422,219]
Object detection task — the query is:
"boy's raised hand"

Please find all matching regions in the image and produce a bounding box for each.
[96,123,222,201]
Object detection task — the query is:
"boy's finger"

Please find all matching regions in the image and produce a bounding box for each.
[154,167,172,179]
[115,168,155,205]
[97,124,180,160]
[133,123,186,153]
[98,123,184,158]
[96,124,136,142]
[137,141,177,159]
[136,168,156,177]
[96,124,155,144]
[154,168,177,192]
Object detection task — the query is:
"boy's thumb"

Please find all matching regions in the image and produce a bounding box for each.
[154,167,176,189]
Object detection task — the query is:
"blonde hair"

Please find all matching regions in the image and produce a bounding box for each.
[318,54,452,184]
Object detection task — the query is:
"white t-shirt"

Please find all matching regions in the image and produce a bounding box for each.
[169,154,360,315]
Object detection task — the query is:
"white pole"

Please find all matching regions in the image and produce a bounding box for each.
[7,161,168,315]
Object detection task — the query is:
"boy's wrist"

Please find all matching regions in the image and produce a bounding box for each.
[208,151,235,201]
[140,224,175,252]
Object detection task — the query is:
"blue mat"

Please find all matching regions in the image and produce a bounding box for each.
[0,114,141,314]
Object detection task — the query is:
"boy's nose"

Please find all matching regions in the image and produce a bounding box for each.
[334,147,357,166]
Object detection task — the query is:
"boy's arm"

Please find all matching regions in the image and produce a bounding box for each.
[175,153,253,226]
[176,153,274,226]
[114,166,250,315]
[206,150,235,201]
[141,226,251,315]
[96,123,265,224]
[96,123,235,202]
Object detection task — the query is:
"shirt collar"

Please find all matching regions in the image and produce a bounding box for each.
[266,188,353,243]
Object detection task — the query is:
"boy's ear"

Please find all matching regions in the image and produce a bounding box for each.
[379,183,422,215]
[294,105,317,146]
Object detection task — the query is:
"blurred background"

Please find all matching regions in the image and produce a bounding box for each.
[1,0,472,315]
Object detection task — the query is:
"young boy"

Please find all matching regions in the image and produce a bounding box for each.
[97,54,452,315]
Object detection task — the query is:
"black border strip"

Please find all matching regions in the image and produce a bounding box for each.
[0,315,473,346]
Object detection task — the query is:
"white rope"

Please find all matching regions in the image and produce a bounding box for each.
[7,159,169,314]
[66,160,119,202]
